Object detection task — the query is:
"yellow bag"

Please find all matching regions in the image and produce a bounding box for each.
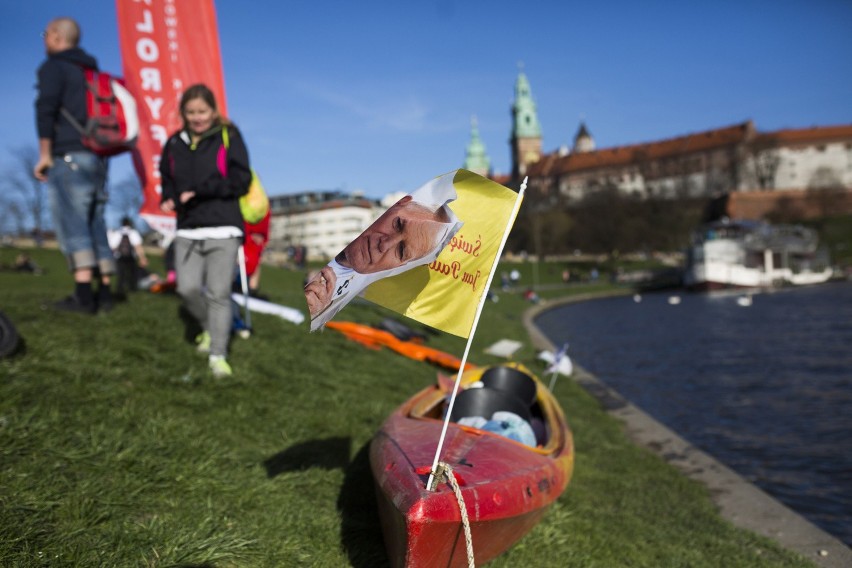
[221,127,269,223]
[240,170,269,223]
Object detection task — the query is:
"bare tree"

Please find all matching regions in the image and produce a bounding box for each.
[2,146,49,241]
[509,181,552,255]
[569,184,633,256]
[702,151,731,197]
[538,207,573,256]
[807,167,846,222]
[0,198,27,236]
[766,195,802,224]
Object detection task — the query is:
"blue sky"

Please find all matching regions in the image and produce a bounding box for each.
[3,0,851,205]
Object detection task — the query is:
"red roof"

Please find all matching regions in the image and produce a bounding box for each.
[756,124,852,146]
[527,121,852,177]
[489,173,512,186]
[528,122,754,177]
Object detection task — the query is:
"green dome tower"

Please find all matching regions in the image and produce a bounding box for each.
[463,116,491,177]
[510,65,543,179]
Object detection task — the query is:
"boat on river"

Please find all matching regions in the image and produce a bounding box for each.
[683,218,832,291]
[369,364,574,567]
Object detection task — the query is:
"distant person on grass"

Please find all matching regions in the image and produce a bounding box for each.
[159,84,251,379]
[33,17,115,314]
[107,216,148,297]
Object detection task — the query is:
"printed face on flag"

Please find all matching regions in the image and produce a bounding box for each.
[363,170,522,338]
[335,196,453,274]
[304,175,463,331]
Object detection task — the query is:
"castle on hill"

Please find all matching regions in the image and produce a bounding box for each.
[463,70,852,214]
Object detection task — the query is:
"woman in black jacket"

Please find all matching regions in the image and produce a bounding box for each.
[159,84,251,379]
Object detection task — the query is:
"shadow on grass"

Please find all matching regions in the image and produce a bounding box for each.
[263,436,352,477]
[337,442,389,568]
[261,437,388,566]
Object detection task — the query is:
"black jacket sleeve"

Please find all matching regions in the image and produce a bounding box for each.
[34,61,63,140]
[159,139,177,204]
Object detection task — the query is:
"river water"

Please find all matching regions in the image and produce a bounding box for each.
[535,281,852,546]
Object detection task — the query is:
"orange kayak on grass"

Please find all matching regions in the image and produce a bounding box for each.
[325,321,475,372]
[324,321,399,350]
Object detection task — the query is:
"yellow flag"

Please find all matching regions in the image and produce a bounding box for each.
[363,169,521,337]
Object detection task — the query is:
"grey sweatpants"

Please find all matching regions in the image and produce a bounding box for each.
[174,236,241,357]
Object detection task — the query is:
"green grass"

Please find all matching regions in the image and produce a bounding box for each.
[0,246,814,567]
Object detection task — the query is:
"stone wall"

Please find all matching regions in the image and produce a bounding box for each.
[727,188,852,220]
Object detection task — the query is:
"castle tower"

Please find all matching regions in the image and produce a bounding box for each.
[463,116,491,177]
[573,121,596,153]
[510,66,542,179]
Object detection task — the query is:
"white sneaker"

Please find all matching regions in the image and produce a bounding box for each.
[209,355,232,378]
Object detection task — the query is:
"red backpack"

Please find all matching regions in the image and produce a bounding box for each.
[61,67,139,157]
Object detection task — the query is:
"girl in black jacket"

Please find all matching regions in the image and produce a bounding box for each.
[159,84,251,379]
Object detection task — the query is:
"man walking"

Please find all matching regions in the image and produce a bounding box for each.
[33,17,114,313]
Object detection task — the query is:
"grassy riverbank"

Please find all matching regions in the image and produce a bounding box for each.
[0,247,814,567]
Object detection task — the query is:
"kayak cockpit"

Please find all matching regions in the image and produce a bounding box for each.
[407,364,568,455]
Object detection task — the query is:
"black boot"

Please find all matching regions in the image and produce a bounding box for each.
[53,283,96,315]
[97,284,115,313]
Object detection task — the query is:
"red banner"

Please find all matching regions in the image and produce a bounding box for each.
[116,0,227,235]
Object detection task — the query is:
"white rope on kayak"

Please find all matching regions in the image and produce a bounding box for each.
[436,461,475,568]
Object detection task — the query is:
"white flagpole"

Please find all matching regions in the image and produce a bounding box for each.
[547,344,565,391]
[237,245,252,332]
[548,371,559,392]
[426,177,527,491]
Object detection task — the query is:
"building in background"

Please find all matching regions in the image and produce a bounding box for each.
[268,191,380,263]
[496,70,852,214]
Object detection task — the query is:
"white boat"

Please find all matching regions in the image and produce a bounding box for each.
[683,219,832,291]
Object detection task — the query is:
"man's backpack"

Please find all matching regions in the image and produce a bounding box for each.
[117,232,134,259]
[61,67,139,157]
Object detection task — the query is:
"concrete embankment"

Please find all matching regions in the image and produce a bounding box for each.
[523,293,852,568]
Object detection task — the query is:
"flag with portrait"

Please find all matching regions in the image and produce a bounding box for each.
[304,170,464,330]
[363,169,521,338]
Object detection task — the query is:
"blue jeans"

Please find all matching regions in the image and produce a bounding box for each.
[47,152,115,274]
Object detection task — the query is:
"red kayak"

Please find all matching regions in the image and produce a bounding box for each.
[370,364,574,567]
